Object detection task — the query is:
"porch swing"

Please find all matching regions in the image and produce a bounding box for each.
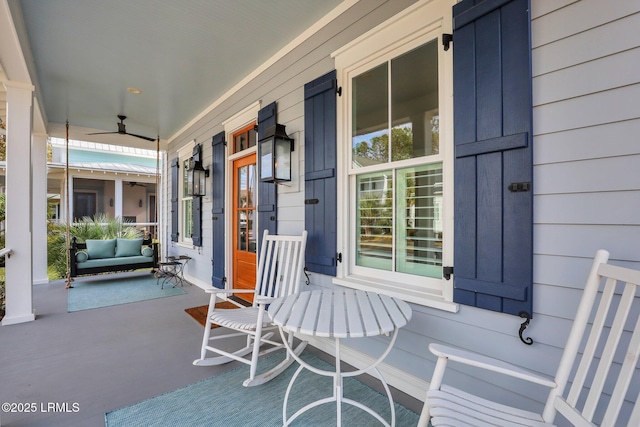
[63,122,159,287]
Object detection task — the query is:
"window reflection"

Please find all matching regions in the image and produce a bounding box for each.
[352,40,439,168]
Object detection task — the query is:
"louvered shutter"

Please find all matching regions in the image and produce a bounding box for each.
[452,0,533,316]
[304,70,338,276]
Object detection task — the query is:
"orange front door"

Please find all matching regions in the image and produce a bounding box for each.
[232,154,257,304]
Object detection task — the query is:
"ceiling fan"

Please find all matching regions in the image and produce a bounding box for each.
[87,115,155,142]
[128,182,146,187]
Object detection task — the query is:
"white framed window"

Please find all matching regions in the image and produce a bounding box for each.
[333,0,457,311]
[178,141,195,245]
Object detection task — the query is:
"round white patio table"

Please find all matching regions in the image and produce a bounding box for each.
[268,288,412,427]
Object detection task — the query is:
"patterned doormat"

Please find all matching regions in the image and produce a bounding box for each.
[184,301,239,328]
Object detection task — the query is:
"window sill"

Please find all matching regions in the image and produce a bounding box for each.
[333,275,459,313]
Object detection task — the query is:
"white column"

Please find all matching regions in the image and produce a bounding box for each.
[2,80,35,326]
[32,133,49,285]
[114,178,123,219]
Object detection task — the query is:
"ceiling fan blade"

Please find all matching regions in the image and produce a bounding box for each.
[126,132,156,142]
[87,131,119,136]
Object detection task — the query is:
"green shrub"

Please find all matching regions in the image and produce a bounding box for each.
[47,214,143,280]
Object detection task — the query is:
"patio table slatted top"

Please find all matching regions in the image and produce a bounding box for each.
[268,289,412,339]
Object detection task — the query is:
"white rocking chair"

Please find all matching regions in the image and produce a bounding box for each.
[193,230,308,387]
[419,249,640,427]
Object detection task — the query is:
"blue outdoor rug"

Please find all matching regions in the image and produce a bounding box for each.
[67,273,186,312]
[105,351,420,426]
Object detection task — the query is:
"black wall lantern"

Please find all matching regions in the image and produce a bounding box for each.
[187,143,209,197]
[259,124,294,183]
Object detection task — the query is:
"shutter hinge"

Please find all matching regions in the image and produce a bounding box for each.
[336,252,342,264]
[222,277,227,284]
[336,86,342,96]
[442,33,453,51]
[443,266,454,280]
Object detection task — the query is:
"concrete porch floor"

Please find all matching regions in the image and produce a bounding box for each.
[0,273,421,426]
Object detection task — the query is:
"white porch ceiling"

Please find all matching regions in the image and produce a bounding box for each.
[4,0,344,145]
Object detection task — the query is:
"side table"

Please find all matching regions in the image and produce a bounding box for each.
[155,255,191,288]
[268,289,412,426]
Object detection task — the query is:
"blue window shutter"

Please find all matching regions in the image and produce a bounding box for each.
[304,70,337,276]
[257,102,277,251]
[453,0,533,316]
[170,157,179,242]
[191,144,203,247]
[211,131,226,288]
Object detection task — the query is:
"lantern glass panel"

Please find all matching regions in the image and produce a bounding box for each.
[275,138,291,181]
[260,138,274,181]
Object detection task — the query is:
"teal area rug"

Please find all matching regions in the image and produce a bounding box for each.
[105,352,419,426]
[68,273,186,312]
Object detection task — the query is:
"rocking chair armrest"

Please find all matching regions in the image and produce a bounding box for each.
[254,296,276,305]
[429,343,557,388]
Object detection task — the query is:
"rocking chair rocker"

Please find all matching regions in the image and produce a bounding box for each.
[419,249,640,427]
[193,230,308,387]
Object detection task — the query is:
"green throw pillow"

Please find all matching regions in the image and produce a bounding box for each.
[75,251,88,263]
[85,239,116,259]
[115,238,143,258]
[141,246,153,257]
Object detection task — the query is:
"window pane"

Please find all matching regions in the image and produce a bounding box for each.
[183,159,190,196]
[396,163,442,277]
[184,199,193,239]
[248,127,257,149]
[352,64,389,168]
[356,171,393,270]
[234,133,248,153]
[391,40,439,161]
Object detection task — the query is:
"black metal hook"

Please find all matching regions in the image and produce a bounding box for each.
[303,267,310,285]
[518,311,533,345]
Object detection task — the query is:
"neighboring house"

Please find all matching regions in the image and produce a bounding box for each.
[48,138,159,235]
[2,0,639,425]
[0,138,159,235]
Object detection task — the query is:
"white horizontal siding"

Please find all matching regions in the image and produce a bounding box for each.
[534,118,640,164]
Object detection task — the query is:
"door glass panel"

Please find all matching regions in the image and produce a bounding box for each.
[246,164,255,207]
[391,41,439,160]
[238,166,247,208]
[247,210,256,253]
[236,161,256,253]
[352,63,389,168]
[238,211,247,251]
